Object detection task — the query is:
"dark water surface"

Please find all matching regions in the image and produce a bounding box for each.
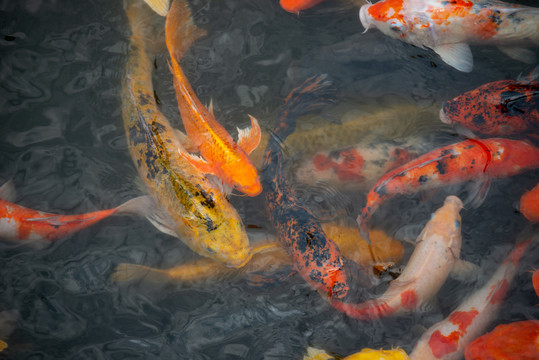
[1,0,538,358]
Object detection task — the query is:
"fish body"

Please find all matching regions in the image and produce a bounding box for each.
[409,239,531,360]
[359,0,539,72]
[263,75,350,299]
[122,3,250,267]
[304,346,410,360]
[464,320,539,360]
[166,0,262,197]
[332,196,463,320]
[520,181,539,223]
[280,0,326,13]
[358,138,539,239]
[441,79,539,137]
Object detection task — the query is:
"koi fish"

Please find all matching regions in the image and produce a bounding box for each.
[262,75,351,299]
[332,196,463,320]
[122,2,251,267]
[304,346,409,360]
[280,0,326,13]
[519,182,539,223]
[295,137,425,191]
[358,138,539,242]
[359,0,539,72]
[0,181,147,247]
[464,320,539,360]
[440,77,539,137]
[111,225,404,285]
[409,239,532,360]
[166,0,262,197]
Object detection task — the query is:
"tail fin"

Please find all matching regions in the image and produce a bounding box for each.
[110,263,169,282]
[165,0,207,61]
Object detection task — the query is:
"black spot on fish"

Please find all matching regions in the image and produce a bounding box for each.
[436,160,448,175]
[204,216,217,232]
[195,184,216,209]
[151,122,166,134]
[154,90,161,105]
[472,114,486,126]
[375,185,387,197]
[418,175,428,184]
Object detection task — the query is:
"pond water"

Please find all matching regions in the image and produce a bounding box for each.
[0,0,538,358]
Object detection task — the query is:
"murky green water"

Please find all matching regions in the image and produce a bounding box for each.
[0,0,537,358]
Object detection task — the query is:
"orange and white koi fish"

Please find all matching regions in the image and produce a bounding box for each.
[0,181,146,247]
[166,0,262,196]
[332,196,463,320]
[359,0,539,72]
[464,320,539,360]
[409,239,531,360]
[519,182,539,223]
[358,138,539,242]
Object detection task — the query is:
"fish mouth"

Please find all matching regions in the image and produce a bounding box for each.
[359,5,374,32]
[439,106,451,125]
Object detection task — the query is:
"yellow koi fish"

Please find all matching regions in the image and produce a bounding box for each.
[122,2,250,267]
[304,346,409,360]
[166,0,262,196]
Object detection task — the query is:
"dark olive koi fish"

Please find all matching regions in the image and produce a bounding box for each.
[360,0,539,72]
[358,138,539,242]
[332,196,463,320]
[410,239,532,360]
[122,2,250,267]
[0,181,146,247]
[262,75,349,299]
[441,77,539,137]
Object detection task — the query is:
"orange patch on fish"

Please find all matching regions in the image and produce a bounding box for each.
[368,0,405,23]
[520,182,539,223]
[449,309,479,333]
[312,148,365,182]
[488,279,509,305]
[533,270,539,299]
[400,289,418,309]
[428,330,460,358]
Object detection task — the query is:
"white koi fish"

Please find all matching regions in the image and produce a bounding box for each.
[331,196,463,320]
[409,238,532,359]
[359,0,539,72]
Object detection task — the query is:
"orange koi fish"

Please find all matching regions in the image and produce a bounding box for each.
[519,182,539,223]
[165,0,262,196]
[263,75,351,299]
[332,196,463,320]
[409,239,531,360]
[280,0,326,13]
[465,320,539,360]
[358,138,539,242]
[0,181,146,247]
[359,0,539,72]
[441,77,539,137]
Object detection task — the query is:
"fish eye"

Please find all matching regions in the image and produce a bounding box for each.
[389,21,403,32]
[454,220,460,229]
[206,246,216,254]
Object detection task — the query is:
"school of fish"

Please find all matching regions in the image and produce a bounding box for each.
[1,0,538,358]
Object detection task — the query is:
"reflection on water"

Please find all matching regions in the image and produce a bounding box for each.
[0,0,538,358]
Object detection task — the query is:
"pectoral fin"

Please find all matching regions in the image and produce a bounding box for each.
[173,129,198,153]
[236,115,262,155]
[465,177,491,209]
[0,180,16,203]
[143,0,171,16]
[497,46,536,64]
[450,259,480,282]
[432,43,473,72]
[178,148,216,175]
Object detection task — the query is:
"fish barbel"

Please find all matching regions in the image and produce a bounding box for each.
[122,2,250,267]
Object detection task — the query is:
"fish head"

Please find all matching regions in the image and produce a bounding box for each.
[232,165,263,197]
[181,213,252,268]
[435,195,463,243]
[359,0,410,39]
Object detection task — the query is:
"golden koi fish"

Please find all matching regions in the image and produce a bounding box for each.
[122,2,250,267]
[303,346,409,360]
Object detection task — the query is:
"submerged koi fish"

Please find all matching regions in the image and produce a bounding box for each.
[280,0,326,13]
[111,226,404,285]
[358,138,539,242]
[441,77,539,137]
[0,181,146,247]
[304,346,409,360]
[123,2,250,267]
[464,320,539,360]
[263,75,351,299]
[166,0,262,196]
[359,0,539,72]
[409,239,531,360]
[333,196,463,320]
[519,182,539,223]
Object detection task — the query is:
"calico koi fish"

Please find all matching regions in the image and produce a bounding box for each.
[332,196,463,320]
[440,78,539,137]
[0,181,146,247]
[111,226,404,285]
[519,182,539,223]
[358,138,539,242]
[409,239,532,360]
[359,0,539,72]
[263,75,350,299]
[464,320,539,360]
[122,2,250,267]
[166,0,262,197]
[303,346,409,360]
